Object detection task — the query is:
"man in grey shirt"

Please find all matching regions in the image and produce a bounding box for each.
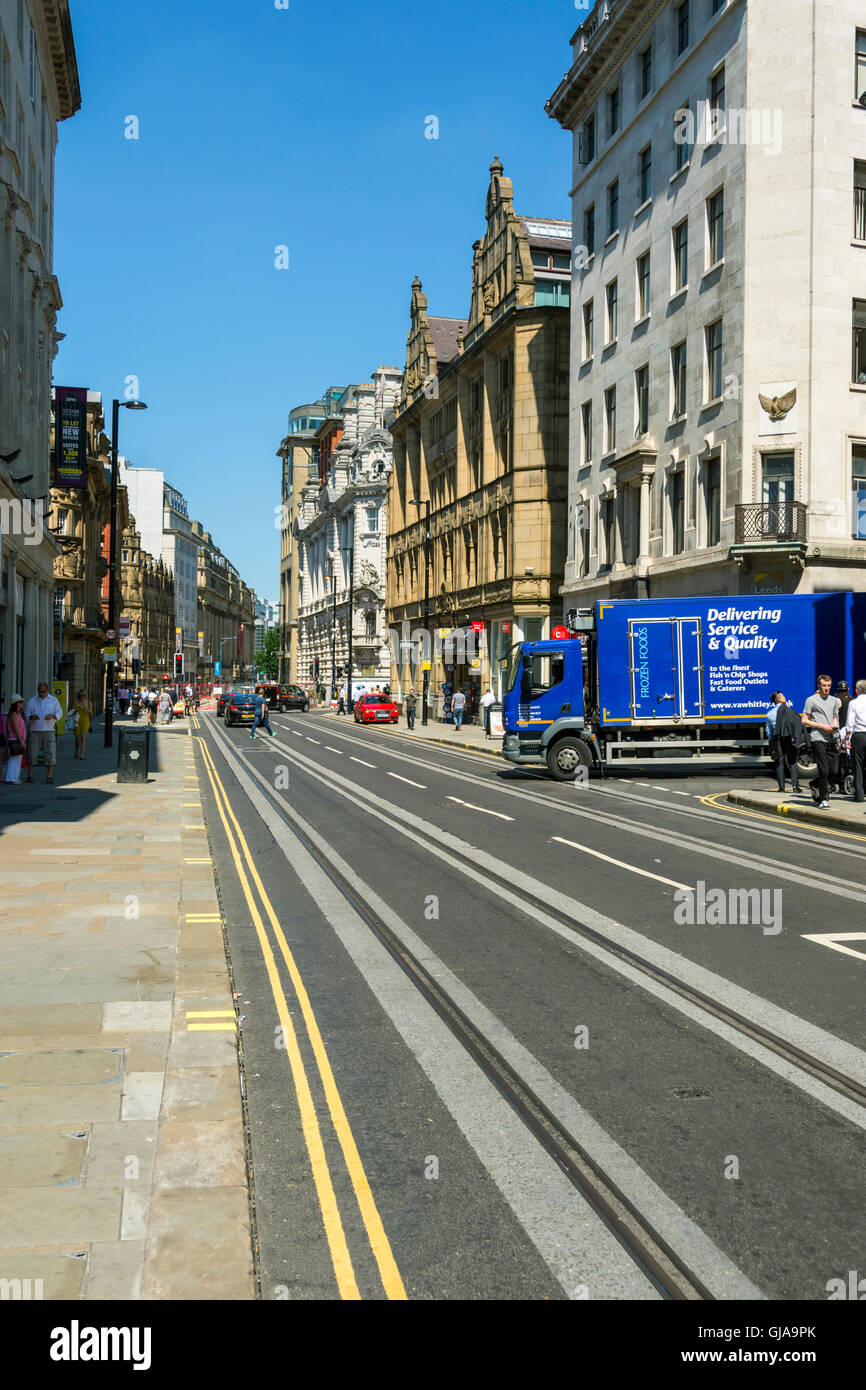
[802,674,840,808]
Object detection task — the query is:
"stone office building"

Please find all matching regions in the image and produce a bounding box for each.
[0,0,80,704]
[547,0,866,608]
[386,159,571,712]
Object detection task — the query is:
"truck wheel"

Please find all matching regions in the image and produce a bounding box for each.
[546,737,592,781]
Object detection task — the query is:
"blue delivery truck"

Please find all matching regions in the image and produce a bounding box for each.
[501,593,866,780]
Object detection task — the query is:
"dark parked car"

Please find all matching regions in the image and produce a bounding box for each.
[255,682,310,712]
[224,692,257,726]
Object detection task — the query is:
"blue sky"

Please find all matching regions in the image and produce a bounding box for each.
[54,0,589,600]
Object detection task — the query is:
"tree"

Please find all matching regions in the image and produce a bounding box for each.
[254,628,280,679]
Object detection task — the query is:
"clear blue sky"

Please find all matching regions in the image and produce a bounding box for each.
[54,0,589,600]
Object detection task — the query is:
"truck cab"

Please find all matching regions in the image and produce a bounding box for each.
[501,639,600,780]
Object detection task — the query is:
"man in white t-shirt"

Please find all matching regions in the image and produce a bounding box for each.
[24,682,63,784]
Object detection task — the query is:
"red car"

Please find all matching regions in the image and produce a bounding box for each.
[354,693,399,725]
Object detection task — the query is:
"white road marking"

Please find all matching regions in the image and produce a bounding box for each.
[387,772,426,789]
[351,756,376,768]
[325,746,344,755]
[801,932,866,962]
[552,837,692,891]
[447,796,514,822]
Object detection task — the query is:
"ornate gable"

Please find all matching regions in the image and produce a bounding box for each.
[466,157,535,341]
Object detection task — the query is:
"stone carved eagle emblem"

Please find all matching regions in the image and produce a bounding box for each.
[759,387,797,421]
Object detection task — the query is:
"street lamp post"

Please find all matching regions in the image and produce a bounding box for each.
[410,498,431,726]
[105,398,147,747]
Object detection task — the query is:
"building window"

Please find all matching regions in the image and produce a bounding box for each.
[635,365,649,434]
[676,0,689,55]
[584,203,595,256]
[853,446,866,538]
[639,43,653,99]
[639,144,652,204]
[857,30,866,101]
[855,163,866,240]
[604,386,617,452]
[674,102,690,170]
[606,278,618,341]
[608,85,620,137]
[708,66,726,139]
[673,218,688,291]
[705,454,721,546]
[670,470,685,554]
[601,495,616,567]
[706,319,723,399]
[582,401,593,464]
[580,112,596,164]
[672,342,687,418]
[853,300,866,381]
[637,251,651,318]
[607,178,619,237]
[582,300,594,358]
[707,188,724,264]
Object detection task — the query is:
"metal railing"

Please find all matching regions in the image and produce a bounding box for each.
[734,501,806,543]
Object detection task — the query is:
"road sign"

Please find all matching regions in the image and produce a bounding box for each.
[105,629,116,641]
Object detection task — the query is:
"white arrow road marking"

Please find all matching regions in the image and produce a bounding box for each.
[801,932,866,961]
[447,797,514,822]
[553,837,692,891]
[387,772,426,789]
[350,756,376,768]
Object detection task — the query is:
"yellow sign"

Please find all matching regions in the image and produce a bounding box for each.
[52,680,69,736]
[421,660,432,671]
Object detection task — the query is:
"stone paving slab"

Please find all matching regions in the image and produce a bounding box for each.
[0,723,254,1300]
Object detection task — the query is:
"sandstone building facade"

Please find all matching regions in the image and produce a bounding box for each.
[548,0,866,606]
[386,159,571,713]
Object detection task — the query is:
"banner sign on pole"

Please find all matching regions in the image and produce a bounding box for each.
[53,388,88,488]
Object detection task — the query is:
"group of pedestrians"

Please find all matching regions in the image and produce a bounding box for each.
[766,675,866,808]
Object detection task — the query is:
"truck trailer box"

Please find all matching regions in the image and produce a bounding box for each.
[595,593,866,727]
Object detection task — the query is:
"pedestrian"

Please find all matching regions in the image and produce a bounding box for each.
[250,690,275,740]
[1,696,27,784]
[337,685,346,716]
[802,674,840,808]
[844,678,866,804]
[72,689,93,760]
[835,681,851,792]
[23,681,62,784]
[480,687,495,735]
[404,688,417,729]
[770,693,803,794]
[452,687,466,731]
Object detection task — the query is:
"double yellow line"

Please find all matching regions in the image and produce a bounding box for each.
[195,735,406,1301]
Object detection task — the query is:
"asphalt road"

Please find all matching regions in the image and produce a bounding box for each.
[192,706,866,1302]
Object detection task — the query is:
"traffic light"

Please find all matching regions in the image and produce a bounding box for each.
[174,652,183,679]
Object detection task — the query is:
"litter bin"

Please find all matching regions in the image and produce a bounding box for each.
[117,727,150,783]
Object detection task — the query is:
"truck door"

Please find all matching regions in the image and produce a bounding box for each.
[628,618,705,720]
[516,648,571,728]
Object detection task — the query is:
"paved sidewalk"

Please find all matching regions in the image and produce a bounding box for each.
[727,786,866,835]
[0,717,255,1300]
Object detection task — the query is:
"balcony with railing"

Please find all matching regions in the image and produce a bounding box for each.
[734,501,806,544]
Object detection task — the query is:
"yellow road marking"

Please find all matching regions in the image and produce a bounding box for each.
[196,740,361,1301]
[197,736,407,1301]
[700,791,866,842]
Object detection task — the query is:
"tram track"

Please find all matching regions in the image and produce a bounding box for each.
[200,714,866,1299]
